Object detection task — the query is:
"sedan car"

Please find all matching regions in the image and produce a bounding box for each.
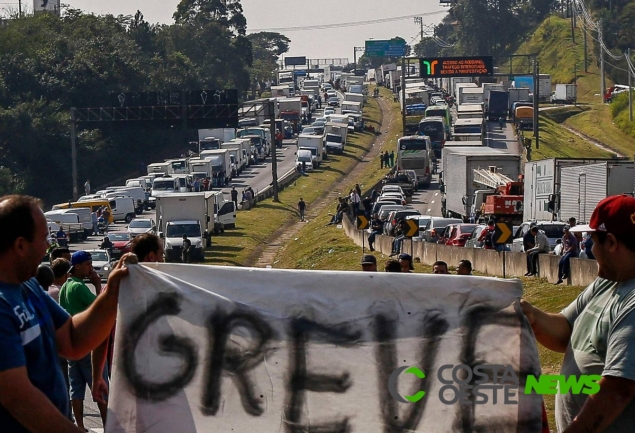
[301,127,316,135]
[311,121,326,135]
[444,224,479,247]
[127,218,156,237]
[465,225,487,248]
[85,249,112,280]
[328,97,340,107]
[106,231,133,259]
[323,108,336,116]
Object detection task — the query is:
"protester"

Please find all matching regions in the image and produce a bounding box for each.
[360,254,377,272]
[432,260,449,274]
[50,246,72,263]
[349,189,361,219]
[59,251,109,430]
[556,225,579,285]
[582,232,595,260]
[523,223,536,251]
[56,227,68,247]
[36,264,55,291]
[362,195,373,220]
[525,226,550,277]
[456,259,472,275]
[49,258,70,303]
[521,195,635,431]
[181,234,192,263]
[131,233,164,262]
[84,179,91,195]
[297,197,307,222]
[398,253,414,273]
[479,220,496,249]
[389,150,395,167]
[384,259,402,272]
[231,186,238,208]
[367,213,383,251]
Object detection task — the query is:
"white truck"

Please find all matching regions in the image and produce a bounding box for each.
[189,158,213,179]
[324,122,348,155]
[508,88,531,116]
[458,87,484,105]
[452,80,475,98]
[341,101,362,114]
[523,157,628,222]
[200,149,232,185]
[156,193,207,262]
[270,85,291,97]
[551,84,577,103]
[345,92,364,106]
[147,162,170,176]
[441,147,521,221]
[297,134,325,165]
[167,158,189,175]
[221,142,247,176]
[559,161,634,223]
[198,128,235,143]
[225,138,252,167]
[278,97,302,130]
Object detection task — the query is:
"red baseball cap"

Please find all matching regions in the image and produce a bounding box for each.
[569,195,635,237]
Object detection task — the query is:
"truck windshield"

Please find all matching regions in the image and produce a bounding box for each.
[325,134,342,143]
[152,180,175,191]
[399,139,428,151]
[166,224,201,238]
[200,140,221,151]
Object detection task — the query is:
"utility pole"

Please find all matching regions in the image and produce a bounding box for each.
[402,56,407,136]
[574,62,578,106]
[18,0,21,18]
[599,20,606,101]
[583,25,588,72]
[70,109,78,200]
[571,0,576,43]
[268,100,279,202]
[414,17,424,55]
[629,48,633,122]
[533,58,540,149]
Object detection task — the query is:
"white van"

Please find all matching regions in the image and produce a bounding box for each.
[110,186,148,213]
[106,197,137,223]
[53,207,93,238]
[295,149,314,171]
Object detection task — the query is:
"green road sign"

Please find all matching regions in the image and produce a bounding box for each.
[364,40,407,58]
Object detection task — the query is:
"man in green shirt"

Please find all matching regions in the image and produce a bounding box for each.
[59,251,108,431]
[522,195,635,432]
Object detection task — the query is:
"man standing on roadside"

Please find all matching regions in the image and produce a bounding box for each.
[521,195,635,432]
[389,150,395,167]
[297,197,307,222]
[0,195,128,433]
[231,186,238,209]
[84,179,90,195]
[181,234,192,263]
[59,251,109,431]
[349,189,361,219]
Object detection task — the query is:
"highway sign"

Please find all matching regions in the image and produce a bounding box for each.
[364,40,407,58]
[284,56,307,67]
[404,219,419,237]
[357,215,369,230]
[493,222,513,244]
[419,56,494,78]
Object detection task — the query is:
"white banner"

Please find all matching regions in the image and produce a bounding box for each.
[106,264,542,433]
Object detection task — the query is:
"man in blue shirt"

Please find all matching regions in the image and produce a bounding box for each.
[0,195,129,432]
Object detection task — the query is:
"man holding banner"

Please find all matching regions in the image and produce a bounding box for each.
[0,195,129,432]
[522,195,635,432]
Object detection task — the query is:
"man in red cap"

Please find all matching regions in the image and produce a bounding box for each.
[521,195,635,432]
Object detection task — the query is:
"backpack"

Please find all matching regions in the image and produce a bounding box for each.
[483,228,494,248]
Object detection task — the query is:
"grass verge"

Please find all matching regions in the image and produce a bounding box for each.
[524,112,613,160]
[205,85,393,266]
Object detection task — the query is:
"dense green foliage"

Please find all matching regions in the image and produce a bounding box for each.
[0,4,288,205]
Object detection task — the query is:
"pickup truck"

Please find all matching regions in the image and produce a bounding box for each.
[382,172,416,197]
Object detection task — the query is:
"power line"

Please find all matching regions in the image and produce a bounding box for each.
[248,11,447,33]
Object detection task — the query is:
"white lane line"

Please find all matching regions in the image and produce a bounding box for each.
[427,208,432,212]
[434,192,438,196]
[431,201,435,204]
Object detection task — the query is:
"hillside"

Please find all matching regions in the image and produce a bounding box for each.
[513,15,635,156]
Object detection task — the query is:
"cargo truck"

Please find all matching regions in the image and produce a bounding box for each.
[147,162,170,176]
[559,161,634,223]
[324,122,348,153]
[523,158,625,222]
[341,101,362,114]
[550,84,577,104]
[508,88,531,116]
[297,134,325,164]
[199,149,232,185]
[198,128,235,143]
[345,92,364,106]
[451,78,473,97]
[512,75,552,101]
[458,87,484,105]
[221,143,247,176]
[440,148,520,221]
[278,97,302,132]
[487,90,509,121]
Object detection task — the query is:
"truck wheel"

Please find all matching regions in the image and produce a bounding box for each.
[125,214,134,223]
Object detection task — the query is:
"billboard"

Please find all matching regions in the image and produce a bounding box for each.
[419,56,494,78]
[365,40,408,58]
[33,0,60,13]
[284,56,307,67]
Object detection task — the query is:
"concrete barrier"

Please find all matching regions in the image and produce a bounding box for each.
[570,258,597,287]
[539,254,561,284]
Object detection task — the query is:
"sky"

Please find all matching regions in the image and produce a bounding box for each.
[44,0,449,60]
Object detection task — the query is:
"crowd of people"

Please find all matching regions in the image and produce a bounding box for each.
[2,193,635,433]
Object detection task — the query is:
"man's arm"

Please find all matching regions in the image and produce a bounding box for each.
[56,259,129,360]
[0,366,83,433]
[520,300,572,352]
[564,376,635,433]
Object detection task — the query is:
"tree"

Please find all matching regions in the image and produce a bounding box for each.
[247,32,290,87]
[173,0,247,35]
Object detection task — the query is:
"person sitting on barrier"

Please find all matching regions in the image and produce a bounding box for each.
[556,225,579,285]
[389,218,409,257]
[525,226,550,277]
[367,213,383,251]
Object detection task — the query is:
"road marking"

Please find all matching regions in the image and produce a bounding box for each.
[434,193,438,196]
[427,208,431,212]
[431,201,435,204]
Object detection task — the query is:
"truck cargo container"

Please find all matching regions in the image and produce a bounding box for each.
[459,87,484,105]
[550,84,577,103]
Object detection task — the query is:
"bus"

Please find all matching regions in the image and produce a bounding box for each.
[418,117,447,159]
[452,118,485,142]
[425,105,452,133]
[397,136,433,187]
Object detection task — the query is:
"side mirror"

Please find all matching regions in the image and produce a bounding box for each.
[462,196,467,205]
[547,194,557,213]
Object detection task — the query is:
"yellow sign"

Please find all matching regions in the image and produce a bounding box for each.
[357,215,369,230]
[404,219,419,237]
[494,222,513,244]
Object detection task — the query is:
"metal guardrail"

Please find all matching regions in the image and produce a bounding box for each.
[240,167,300,210]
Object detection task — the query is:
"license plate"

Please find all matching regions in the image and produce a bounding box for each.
[112,249,120,253]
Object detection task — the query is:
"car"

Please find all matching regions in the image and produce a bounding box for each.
[381,185,405,196]
[420,217,463,243]
[323,108,335,116]
[384,209,422,236]
[322,83,332,91]
[379,192,406,206]
[404,170,419,191]
[85,249,113,280]
[105,231,133,259]
[465,224,487,248]
[437,224,457,245]
[326,90,337,98]
[378,205,406,222]
[511,221,567,252]
[374,197,404,207]
[311,121,326,135]
[328,97,340,107]
[301,127,316,135]
[444,224,479,247]
[127,218,157,237]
